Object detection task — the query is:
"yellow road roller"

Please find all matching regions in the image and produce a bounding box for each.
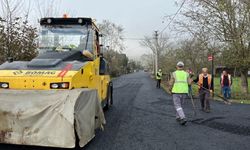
[0,17,113,148]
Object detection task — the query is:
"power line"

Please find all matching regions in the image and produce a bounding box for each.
[159,0,186,35]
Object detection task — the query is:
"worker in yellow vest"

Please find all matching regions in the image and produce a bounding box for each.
[169,61,191,125]
[156,69,162,88]
[193,68,213,113]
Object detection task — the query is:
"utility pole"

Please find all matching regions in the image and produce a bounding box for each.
[154,31,159,75]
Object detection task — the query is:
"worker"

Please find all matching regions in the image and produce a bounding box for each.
[156,69,162,88]
[220,70,232,99]
[193,68,213,113]
[169,61,191,125]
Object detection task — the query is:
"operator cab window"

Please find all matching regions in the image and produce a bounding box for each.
[39,25,94,54]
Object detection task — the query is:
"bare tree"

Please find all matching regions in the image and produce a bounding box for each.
[98,20,125,52]
[98,20,127,76]
[140,33,171,74]
[140,53,154,72]
[176,0,250,93]
[0,0,37,63]
[35,0,62,18]
[0,0,24,18]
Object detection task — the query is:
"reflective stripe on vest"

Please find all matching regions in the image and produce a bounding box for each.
[198,74,212,89]
[171,70,189,93]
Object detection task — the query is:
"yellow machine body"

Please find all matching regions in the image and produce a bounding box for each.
[0,58,110,101]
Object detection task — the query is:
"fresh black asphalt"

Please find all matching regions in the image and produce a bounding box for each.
[1,71,250,150]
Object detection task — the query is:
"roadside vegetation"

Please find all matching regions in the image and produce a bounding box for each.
[141,0,250,99]
[98,20,143,77]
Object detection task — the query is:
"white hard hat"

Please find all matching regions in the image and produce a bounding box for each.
[177,61,184,67]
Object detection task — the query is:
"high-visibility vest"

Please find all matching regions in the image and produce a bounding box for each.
[198,74,212,89]
[156,71,162,80]
[171,70,189,93]
[221,74,231,87]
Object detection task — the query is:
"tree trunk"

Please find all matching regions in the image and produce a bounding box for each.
[240,69,249,94]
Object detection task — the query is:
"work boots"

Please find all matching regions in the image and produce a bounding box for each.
[179,118,187,125]
[176,117,181,122]
[176,117,187,126]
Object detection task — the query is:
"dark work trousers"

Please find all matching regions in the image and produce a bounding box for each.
[156,79,161,88]
[173,94,187,119]
[199,89,210,110]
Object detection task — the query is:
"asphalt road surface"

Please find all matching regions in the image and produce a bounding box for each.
[1,72,250,150]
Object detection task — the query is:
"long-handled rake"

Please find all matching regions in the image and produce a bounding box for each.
[187,87,206,122]
[189,88,197,117]
[193,83,231,105]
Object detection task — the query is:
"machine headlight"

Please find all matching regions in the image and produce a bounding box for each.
[0,82,9,89]
[78,19,83,24]
[50,82,69,89]
[47,18,52,24]
[51,83,59,89]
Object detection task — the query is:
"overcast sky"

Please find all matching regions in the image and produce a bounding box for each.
[24,0,179,58]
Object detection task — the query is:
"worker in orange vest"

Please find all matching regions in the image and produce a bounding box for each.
[220,70,232,99]
[193,68,213,113]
